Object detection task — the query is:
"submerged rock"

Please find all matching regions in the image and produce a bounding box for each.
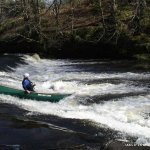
[32,53,40,61]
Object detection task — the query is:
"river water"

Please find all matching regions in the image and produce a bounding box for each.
[0,54,150,150]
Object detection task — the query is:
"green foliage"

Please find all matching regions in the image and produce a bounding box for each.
[134,54,150,61]
[0,0,150,60]
[118,9,132,20]
[74,27,102,41]
[92,0,100,14]
[133,34,150,43]
[74,35,83,42]
[0,18,23,33]
[133,62,150,70]
[136,43,150,53]
[75,28,88,39]
[131,34,150,53]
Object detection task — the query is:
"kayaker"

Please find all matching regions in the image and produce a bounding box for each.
[22,73,35,93]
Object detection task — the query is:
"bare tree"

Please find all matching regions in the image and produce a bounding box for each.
[98,0,106,41]
[52,0,62,28]
[129,0,147,34]
[0,0,6,18]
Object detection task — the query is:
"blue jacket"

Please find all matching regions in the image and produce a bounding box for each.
[22,78,32,90]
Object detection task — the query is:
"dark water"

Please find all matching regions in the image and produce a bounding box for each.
[0,54,150,150]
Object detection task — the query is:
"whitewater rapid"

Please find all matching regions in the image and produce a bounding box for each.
[0,55,150,145]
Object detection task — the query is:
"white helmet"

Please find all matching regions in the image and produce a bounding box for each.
[24,73,29,78]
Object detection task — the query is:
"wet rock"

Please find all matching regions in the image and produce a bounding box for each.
[32,53,40,61]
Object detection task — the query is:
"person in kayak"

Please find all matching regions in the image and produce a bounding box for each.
[22,73,35,93]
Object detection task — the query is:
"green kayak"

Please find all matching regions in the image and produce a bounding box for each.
[0,85,71,102]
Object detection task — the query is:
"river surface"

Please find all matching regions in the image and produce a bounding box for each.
[0,54,150,150]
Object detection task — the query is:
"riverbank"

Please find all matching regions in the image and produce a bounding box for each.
[0,1,150,60]
[1,36,150,61]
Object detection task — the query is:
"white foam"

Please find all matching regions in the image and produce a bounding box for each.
[0,55,150,145]
[0,94,150,139]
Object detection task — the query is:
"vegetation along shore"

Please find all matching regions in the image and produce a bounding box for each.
[0,0,150,60]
